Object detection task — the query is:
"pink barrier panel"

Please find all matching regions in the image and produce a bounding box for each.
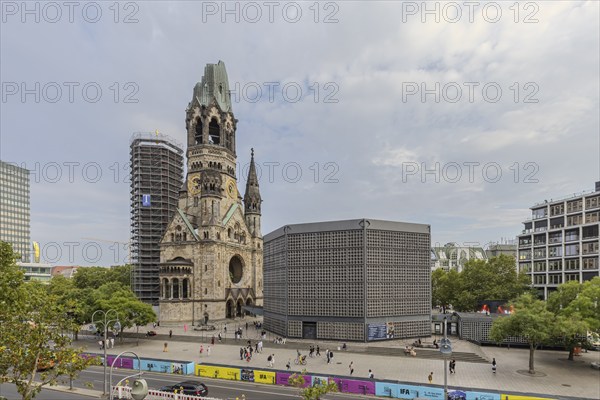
[275,372,311,387]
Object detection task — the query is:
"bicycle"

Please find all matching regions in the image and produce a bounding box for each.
[294,356,307,365]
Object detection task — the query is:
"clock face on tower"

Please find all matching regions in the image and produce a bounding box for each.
[188,175,201,196]
[227,180,236,199]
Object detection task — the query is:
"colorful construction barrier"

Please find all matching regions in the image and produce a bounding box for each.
[195,365,239,380]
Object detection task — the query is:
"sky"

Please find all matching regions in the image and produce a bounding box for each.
[1,0,599,266]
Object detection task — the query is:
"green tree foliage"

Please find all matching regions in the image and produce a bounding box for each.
[432,255,531,312]
[547,278,600,359]
[0,242,98,400]
[431,268,459,312]
[72,265,131,290]
[490,293,554,374]
[288,372,338,400]
[90,282,156,334]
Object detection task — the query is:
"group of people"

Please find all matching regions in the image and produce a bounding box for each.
[404,345,417,357]
[98,337,115,350]
[308,344,321,357]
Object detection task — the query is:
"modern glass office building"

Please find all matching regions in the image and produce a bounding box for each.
[517,181,600,299]
[0,161,31,262]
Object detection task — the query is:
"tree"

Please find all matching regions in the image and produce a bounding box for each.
[444,255,531,312]
[288,372,338,400]
[490,293,554,374]
[547,278,600,360]
[0,241,97,400]
[72,265,131,290]
[91,282,156,335]
[431,268,459,312]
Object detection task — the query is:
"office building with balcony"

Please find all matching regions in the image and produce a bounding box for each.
[130,133,184,305]
[0,161,31,262]
[517,181,600,299]
[431,243,487,272]
[263,219,431,342]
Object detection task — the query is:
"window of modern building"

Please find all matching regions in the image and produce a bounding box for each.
[585,196,599,210]
[548,246,562,258]
[548,274,562,285]
[565,229,579,242]
[519,237,532,246]
[519,250,531,260]
[532,207,547,219]
[582,226,599,239]
[582,257,599,270]
[567,199,583,213]
[565,273,580,282]
[533,248,546,259]
[585,211,599,224]
[533,261,546,272]
[565,258,580,270]
[550,203,565,216]
[519,263,531,273]
[567,214,583,226]
[549,232,563,243]
[533,234,546,246]
[582,241,599,255]
[548,260,562,271]
[549,217,564,230]
[565,244,580,256]
[533,275,546,284]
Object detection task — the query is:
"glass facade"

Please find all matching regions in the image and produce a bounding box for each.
[0,161,31,262]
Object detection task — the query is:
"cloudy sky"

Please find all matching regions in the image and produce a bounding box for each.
[1,1,599,265]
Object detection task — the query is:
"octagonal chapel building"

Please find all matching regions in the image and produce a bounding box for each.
[158,61,263,323]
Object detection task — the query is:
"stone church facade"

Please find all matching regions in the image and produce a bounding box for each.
[158,61,263,324]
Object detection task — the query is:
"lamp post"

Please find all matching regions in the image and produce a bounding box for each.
[439,317,452,400]
[109,351,145,400]
[92,309,119,397]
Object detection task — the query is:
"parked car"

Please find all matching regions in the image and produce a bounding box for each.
[159,381,208,396]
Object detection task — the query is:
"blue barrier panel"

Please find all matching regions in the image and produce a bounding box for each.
[376,382,399,397]
[466,392,500,400]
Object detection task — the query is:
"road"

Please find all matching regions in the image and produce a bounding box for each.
[73,366,373,399]
[0,383,96,399]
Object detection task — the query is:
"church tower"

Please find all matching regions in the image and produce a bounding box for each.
[158,61,263,323]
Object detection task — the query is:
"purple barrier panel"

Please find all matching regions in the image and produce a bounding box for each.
[331,377,348,393]
[345,379,376,395]
[275,372,310,387]
[106,355,134,369]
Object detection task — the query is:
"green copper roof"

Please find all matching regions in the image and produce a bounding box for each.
[222,203,238,226]
[192,60,232,112]
[177,208,198,240]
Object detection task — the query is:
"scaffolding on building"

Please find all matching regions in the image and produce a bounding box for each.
[130,132,184,305]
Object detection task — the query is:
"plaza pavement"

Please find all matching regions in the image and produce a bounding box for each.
[78,320,600,399]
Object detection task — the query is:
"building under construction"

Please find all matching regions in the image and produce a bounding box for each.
[130,132,184,304]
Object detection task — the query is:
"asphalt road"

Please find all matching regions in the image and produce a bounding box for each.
[75,366,372,399]
[0,383,96,399]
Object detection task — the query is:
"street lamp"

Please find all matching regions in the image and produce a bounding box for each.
[439,317,452,400]
[92,309,120,396]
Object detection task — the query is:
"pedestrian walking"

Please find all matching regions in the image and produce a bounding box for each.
[267,354,274,367]
[368,369,374,379]
[211,335,215,345]
[207,346,211,356]
[98,340,103,350]
[110,337,115,348]
[169,329,173,338]
[105,339,109,349]
[349,361,354,375]
[286,359,291,370]
[199,345,204,356]
[492,358,497,373]
[163,342,168,352]
[428,371,433,384]
[325,349,330,364]
[184,324,188,332]
[240,347,244,360]
[218,333,222,342]
[316,345,321,356]
[451,359,456,374]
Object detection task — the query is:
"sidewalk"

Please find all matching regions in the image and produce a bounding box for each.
[78,321,600,399]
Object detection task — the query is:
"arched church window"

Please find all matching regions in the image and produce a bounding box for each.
[172,278,179,298]
[208,118,220,145]
[195,118,203,144]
